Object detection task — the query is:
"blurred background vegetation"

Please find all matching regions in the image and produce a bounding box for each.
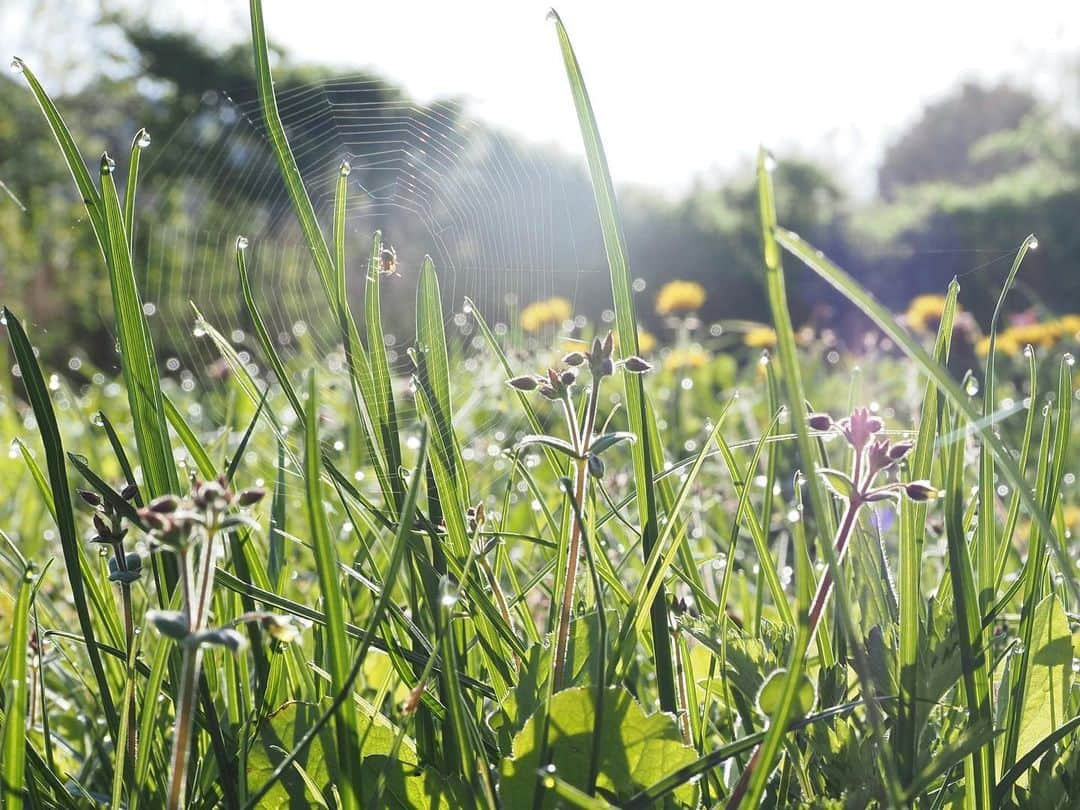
[3,4,1080,376]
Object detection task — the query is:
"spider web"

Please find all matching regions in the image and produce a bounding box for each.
[132,74,609,500]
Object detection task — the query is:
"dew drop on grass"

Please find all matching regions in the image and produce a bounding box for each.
[759,350,771,366]
[1027,235,1039,251]
[340,159,351,176]
[10,57,24,73]
[1024,345,1034,359]
[541,763,557,788]
[1065,352,1075,367]
[763,151,777,172]
[964,376,979,397]
[236,235,249,251]
[136,130,152,149]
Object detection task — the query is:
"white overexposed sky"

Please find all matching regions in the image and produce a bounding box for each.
[5,0,1079,196]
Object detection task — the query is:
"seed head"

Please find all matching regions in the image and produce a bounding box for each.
[904,480,940,502]
[507,375,539,391]
[623,356,652,374]
[562,351,586,367]
[808,413,833,431]
[78,489,103,508]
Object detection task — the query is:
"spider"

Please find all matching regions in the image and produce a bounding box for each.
[379,245,400,277]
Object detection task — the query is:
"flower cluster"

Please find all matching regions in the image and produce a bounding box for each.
[744,326,777,349]
[904,294,951,334]
[78,484,142,584]
[137,476,265,551]
[507,332,650,397]
[656,280,706,316]
[975,314,1080,357]
[810,407,937,503]
[519,297,572,333]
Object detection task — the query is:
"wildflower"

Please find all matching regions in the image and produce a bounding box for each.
[1007,322,1056,349]
[904,481,941,502]
[744,326,777,349]
[519,297,572,333]
[637,329,657,354]
[656,280,706,316]
[975,333,1021,357]
[1057,314,1080,337]
[663,347,709,372]
[905,294,951,334]
[622,356,652,373]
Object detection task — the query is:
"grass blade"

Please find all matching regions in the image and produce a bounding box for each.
[550,8,677,712]
[303,370,362,810]
[1,565,36,809]
[4,308,119,733]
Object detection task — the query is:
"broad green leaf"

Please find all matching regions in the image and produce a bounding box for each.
[818,468,855,500]
[757,668,815,720]
[1010,594,1072,783]
[499,686,698,808]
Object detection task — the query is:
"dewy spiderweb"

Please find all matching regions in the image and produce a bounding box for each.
[132,74,606,497]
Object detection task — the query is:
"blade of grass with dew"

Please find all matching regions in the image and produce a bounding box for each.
[98,411,142,504]
[978,240,1033,616]
[757,150,837,552]
[98,152,178,500]
[163,392,217,480]
[13,60,106,246]
[896,278,958,786]
[1,564,36,810]
[123,128,149,253]
[1000,354,1072,773]
[303,370,362,810]
[773,228,1079,604]
[360,231,404,508]
[941,406,994,810]
[550,9,677,712]
[4,308,119,733]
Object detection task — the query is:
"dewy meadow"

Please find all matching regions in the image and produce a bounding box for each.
[1,2,1080,808]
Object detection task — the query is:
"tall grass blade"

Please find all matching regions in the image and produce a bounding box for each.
[4,308,118,732]
[549,9,677,712]
[1,565,36,810]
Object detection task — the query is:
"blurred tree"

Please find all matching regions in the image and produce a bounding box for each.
[877,82,1037,199]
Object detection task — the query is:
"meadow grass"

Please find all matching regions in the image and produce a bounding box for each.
[2,2,1079,808]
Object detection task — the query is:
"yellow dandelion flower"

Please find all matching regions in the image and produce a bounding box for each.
[976,332,1021,357]
[636,329,657,354]
[656,281,707,316]
[1007,322,1056,349]
[1056,314,1080,338]
[744,326,777,349]
[520,297,572,333]
[904,294,952,334]
[663,347,709,372]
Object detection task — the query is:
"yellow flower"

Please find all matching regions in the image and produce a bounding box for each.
[636,329,657,354]
[1056,314,1080,337]
[1007,322,1056,349]
[975,332,1021,357]
[520,297,572,333]
[905,294,951,334]
[744,326,777,349]
[663,347,708,372]
[656,281,706,316]
[1063,505,1080,533]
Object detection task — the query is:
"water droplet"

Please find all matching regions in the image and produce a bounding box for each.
[763,151,777,172]
[10,57,24,74]
[1064,353,1075,367]
[759,349,771,366]
[1026,235,1039,251]
[101,154,116,175]
[339,159,351,176]
[236,235,249,251]
[136,130,151,149]
[964,376,979,397]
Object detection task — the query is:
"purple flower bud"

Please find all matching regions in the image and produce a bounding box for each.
[807,413,833,431]
[78,489,103,508]
[120,483,139,501]
[623,356,652,373]
[904,480,940,502]
[888,440,914,461]
[562,352,586,367]
[237,487,267,507]
[560,370,577,386]
[507,375,539,391]
[147,495,179,514]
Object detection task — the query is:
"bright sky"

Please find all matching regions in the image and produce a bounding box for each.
[7,1,1080,196]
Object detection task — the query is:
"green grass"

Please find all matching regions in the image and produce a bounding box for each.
[2,4,1080,809]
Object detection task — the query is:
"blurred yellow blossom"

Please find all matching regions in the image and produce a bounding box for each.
[520,297,572,332]
[1007,322,1057,349]
[663,347,708,372]
[1063,505,1080,534]
[905,294,951,333]
[1057,314,1080,337]
[636,329,657,354]
[975,333,1021,357]
[744,326,777,349]
[656,281,706,316]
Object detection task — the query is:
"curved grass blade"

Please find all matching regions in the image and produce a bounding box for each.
[303,370,362,810]
[1,565,36,810]
[4,308,118,733]
[550,8,676,712]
